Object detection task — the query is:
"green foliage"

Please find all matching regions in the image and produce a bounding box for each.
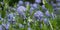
[1,10,6,18]
[0,0,3,2]
[8,0,19,6]
[0,21,2,25]
[45,3,53,13]
[0,0,60,30]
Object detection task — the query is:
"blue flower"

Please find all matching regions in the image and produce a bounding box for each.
[35,0,41,3]
[28,22,30,26]
[42,5,46,8]
[7,13,16,24]
[57,3,60,7]
[17,1,24,6]
[17,6,26,12]
[28,27,31,30]
[25,1,30,6]
[45,10,50,17]
[2,23,10,30]
[34,11,44,20]
[8,13,14,21]
[0,25,2,30]
[17,6,26,19]
[32,3,38,8]
[5,23,10,30]
[42,5,47,12]
[52,3,57,8]
[54,8,60,15]
[29,7,35,14]
[56,0,60,2]
[19,24,24,28]
[43,18,49,24]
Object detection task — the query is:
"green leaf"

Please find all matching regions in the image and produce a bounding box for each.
[43,0,47,4]
[0,21,2,25]
[45,3,53,13]
[26,4,30,17]
[16,16,24,24]
[9,24,14,30]
[1,10,6,18]
[50,19,57,30]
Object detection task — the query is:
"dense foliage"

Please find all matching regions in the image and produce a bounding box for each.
[0,0,60,30]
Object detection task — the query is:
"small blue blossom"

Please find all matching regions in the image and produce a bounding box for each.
[17,1,24,6]
[42,5,46,8]
[8,13,14,21]
[29,7,35,14]
[7,13,16,24]
[0,25,2,30]
[51,2,57,8]
[50,1,54,4]
[17,6,26,12]
[19,24,24,28]
[34,11,44,20]
[25,1,30,6]
[43,18,49,24]
[57,3,60,7]
[32,3,38,8]
[42,5,47,12]
[45,10,50,17]
[56,0,60,2]
[28,22,30,26]
[2,23,10,30]
[17,6,26,19]
[5,23,10,30]
[35,0,41,3]
[28,27,31,30]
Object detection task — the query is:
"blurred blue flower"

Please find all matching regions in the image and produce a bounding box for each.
[34,11,44,20]
[28,27,31,30]
[57,3,60,7]
[35,0,41,3]
[28,22,30,26]
[43,18,49,24]
[5,23,10,30]
[45,10,50,17]
[8,13,14,21]
[42,5,47,12]
[19,24,24,28]
[17,6,26,12]
[2,23,9,30]
[29,7,35,14]
[0,25,2,30]
[54,8,60,15]
[7,13,16,24]
[25,1,30,6]
[56,0,60,2]
[42,5,46,8]
[17,6,26,19]
[51,2,57,8]
[32,3,38,8]
[17,1,24,6]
